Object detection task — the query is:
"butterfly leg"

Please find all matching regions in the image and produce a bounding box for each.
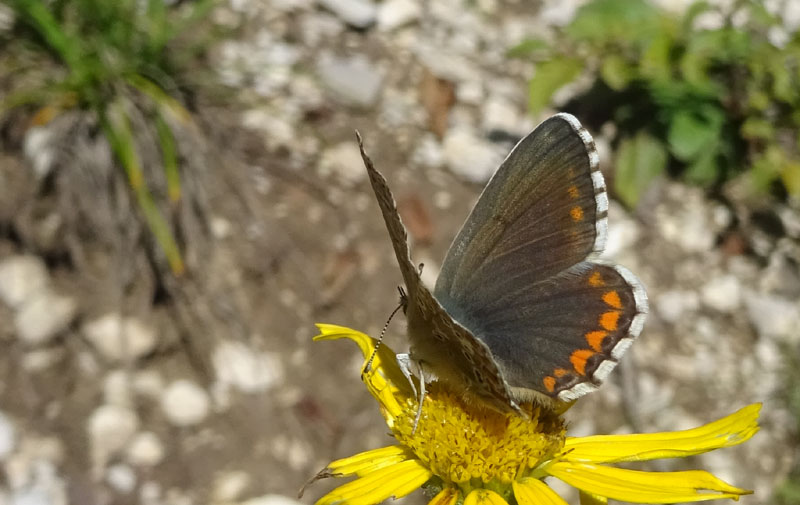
[396,353,418,399]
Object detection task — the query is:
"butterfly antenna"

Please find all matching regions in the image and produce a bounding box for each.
[363,288,405,374]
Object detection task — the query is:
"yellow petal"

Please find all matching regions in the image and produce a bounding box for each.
[562,404,760,463]
[547,461,752,503]
[428,487,460,505]
[326,445,411,477]
[314,324,412,392]
[463,489,510,505]
[579,490,607,505]
[513,478,569,505]
[315,459,432,505]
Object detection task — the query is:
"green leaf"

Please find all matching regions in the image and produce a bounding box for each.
[783,162,800,197]
[600,54,635,91]
[683,147,718,186]
[567,0,661,46]
[528,58,583,115]
[640,32,673,81]
[667,108,723,161]
[614,132,668,208]
[741,117,774,141]
[507,38,550,58]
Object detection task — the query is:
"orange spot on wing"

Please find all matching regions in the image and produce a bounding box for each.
[570,206,584,221]
[570,349,595,376]
[600,311,620,331]
[602,290,622,309]
[568,185,580,199]
[585,330,608,352]
[543,376,556,392]
[588,271,604,287]
[553,368,569,377]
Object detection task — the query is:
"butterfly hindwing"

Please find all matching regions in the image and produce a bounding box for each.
[451,262,647,401]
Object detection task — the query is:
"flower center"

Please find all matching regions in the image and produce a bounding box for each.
[392,384,566,488]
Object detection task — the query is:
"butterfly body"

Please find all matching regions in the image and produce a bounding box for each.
[358,113,648,413]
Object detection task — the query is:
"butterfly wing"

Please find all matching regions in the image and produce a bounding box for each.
[433,114,648,402]
[358,133,519,413]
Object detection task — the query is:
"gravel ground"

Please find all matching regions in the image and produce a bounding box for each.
[0,1,798,505]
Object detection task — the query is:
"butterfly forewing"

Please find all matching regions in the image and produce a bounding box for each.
[358,133,519,413]
[435,114,606,301]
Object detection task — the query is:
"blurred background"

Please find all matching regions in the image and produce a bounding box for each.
[0,0,798,504]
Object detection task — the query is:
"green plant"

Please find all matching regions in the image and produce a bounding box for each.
[511,0,800,206]
[2,0,217,274]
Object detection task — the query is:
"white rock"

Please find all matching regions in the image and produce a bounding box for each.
[317,0,376,28]
[656,289,699,324]
[601,201,640,260]
[87,405,139,474]
[132,370,165,400]
[0,255,49,309]
[744,292,800,342]
[212,470,251,503]
[442,128,504,183]
[106,464,137,494]
[241,495,305,505]
[140,481,162,505]
[0,411,16,461]
[213,341,283,394]
[482,95,521,134]
[161,380,210,427]
[319,142,367,187]
[317,54,383,108]
[15,290,77,345]
[126,432,164,467]
[411,134,444,169]
[701,275,742,313]
[82,314,158,362]
[377,0,420,31]
[103,370,133,408]
[23,126,56,178]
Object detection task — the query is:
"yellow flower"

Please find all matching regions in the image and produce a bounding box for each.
[308,324,760,505]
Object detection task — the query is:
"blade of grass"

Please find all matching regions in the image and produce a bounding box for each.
[155,112,181,203]
[102,101,185,275]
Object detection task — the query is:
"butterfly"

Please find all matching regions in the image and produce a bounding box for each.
[357,113,648,414]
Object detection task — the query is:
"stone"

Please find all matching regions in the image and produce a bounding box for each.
[317,0,376,29]
[319,142,367,187]
[212,471,251,503]
[87,405,139,474]
[377,0,420,31]
[701,275,742,313]
[106,464,137,494]
[317,54,383,108]
[126,432,164,468]
[82,314,158,362]
[442,128,504,183]
[656,289,699,324]
[161,380,210,427]
[482,94,521,135]
[0,255,49,309]
[15,289,77,345]
[103,370,133,408]
[744,292,800,342]
[241,495,306,505]
[0,411,16,461]
[23,126,56,178]
[213,341,283,394]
